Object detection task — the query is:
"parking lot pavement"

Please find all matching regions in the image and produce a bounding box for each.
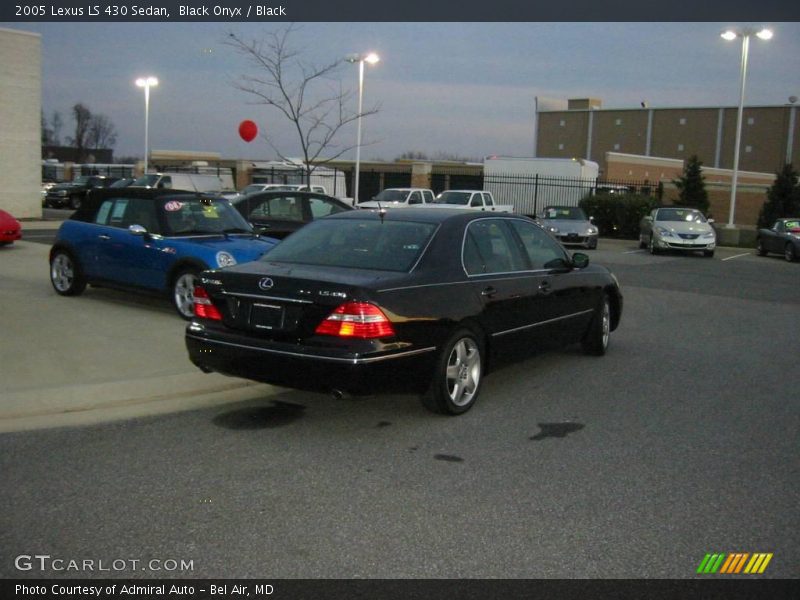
[0,240,278,432]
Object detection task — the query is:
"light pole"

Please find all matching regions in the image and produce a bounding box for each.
[135,76,159,175]
[720,27,772,228]
[345,52,379,204]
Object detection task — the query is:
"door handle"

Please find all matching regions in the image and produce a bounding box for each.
[98,234,111,240]
[481,286,497,298]
[538,281,552,295]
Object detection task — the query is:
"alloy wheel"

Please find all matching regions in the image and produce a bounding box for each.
[445,337,481,407]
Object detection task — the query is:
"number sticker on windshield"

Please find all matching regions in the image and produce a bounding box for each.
[164,201,183,212]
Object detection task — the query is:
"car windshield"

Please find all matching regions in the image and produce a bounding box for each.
[372,190,409,203]
[657,208,706,223]
[71,176,91,185]
[242,184,269,195]
[261,218,437,272]
[542,207,587,220]
[132,174,160,187]
[434,191,471,205]
[160,197,253,236]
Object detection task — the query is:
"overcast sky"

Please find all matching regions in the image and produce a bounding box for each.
[6,22,800,162]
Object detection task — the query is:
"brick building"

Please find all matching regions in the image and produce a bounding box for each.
[536,97,800,177]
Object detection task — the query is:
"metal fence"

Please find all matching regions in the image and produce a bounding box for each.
[432,167,662,216]
[252,166,349,198]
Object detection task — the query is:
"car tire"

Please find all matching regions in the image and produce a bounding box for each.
[703,250,715,258]
[756,238,767,256]
[581,293,611,356]
[69,195,82,210]
[172,267,200,320]
[421,328,484,415]
[648,234,660,255]
[785,243,796,263]
[50,249,87,296]
[639,235,647,249]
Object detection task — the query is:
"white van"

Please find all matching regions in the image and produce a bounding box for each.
[130,173,231,193]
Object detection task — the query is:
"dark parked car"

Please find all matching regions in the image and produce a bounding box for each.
[231,190,353,239]
[186,209,623,415]
[44,175,119,209]
[49,188,278,318]
[756,218,800,262]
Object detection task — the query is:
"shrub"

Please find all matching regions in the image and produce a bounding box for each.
[757,164,800,229]
[673,154,709,213]
[580,193,660,239]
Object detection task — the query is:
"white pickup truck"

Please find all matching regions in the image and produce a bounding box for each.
[358,188,435,208]
[431,190,513,212]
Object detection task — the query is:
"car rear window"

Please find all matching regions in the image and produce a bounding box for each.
[261,219,437,272]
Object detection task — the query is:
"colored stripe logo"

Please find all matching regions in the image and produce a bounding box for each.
[697,553,773,574]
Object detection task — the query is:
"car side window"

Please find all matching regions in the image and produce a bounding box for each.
[509,219,568,270]
[482,193,494,207]
[251,195,304,221]
[309,197,346,218]
[157,176,172,189]
[422,191,434,204]
[408,191,423,205]
[108,198,130,228]
[463,219,526,275]
[469,194,482,208]
[773,221,783,232]
[95,200,113,225]
[119,197,159,232]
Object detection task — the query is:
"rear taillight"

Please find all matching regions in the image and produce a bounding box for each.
[314,302,395,339]
[193,285,222,321]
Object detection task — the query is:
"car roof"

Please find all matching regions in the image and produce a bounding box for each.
[233,189,345,202]
[73,187,221,219]
[328,207,525,225]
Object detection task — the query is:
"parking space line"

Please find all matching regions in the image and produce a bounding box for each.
[722,252,753,261]
[622,249,645,254]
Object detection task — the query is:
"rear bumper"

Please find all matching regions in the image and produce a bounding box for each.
[185,323,438,396]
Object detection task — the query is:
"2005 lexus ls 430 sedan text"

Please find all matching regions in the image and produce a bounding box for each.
[185,209,623,415]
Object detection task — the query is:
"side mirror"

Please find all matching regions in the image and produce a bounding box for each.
[128,224,148,236]
[708,218,715,224]
[572,252,590,269]
[589,215,595,222]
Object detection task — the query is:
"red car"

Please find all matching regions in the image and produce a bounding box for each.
[0,209,22,245]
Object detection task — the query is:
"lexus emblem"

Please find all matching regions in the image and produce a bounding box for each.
[258,277,274,291]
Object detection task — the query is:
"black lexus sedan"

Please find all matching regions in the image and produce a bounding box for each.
[186,209,623,415]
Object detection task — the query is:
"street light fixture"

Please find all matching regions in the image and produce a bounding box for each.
[135,76,159,175]
[345,52,380,205]
[720,27,772,228]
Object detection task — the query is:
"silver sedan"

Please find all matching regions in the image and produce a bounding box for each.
[639,207,716,257]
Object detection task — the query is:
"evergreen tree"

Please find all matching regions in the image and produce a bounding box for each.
[673,155,709,213]
[757,164,800,229]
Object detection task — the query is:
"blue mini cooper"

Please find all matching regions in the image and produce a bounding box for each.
[49,188,278,318]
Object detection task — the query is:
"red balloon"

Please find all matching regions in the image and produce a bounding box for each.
[238,120,258,142]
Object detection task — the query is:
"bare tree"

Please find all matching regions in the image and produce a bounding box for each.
[66,103,93,162]
[51,111,63,146]
[226,25,380,185]
[87,114,118,150]
[41,110,53,145]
